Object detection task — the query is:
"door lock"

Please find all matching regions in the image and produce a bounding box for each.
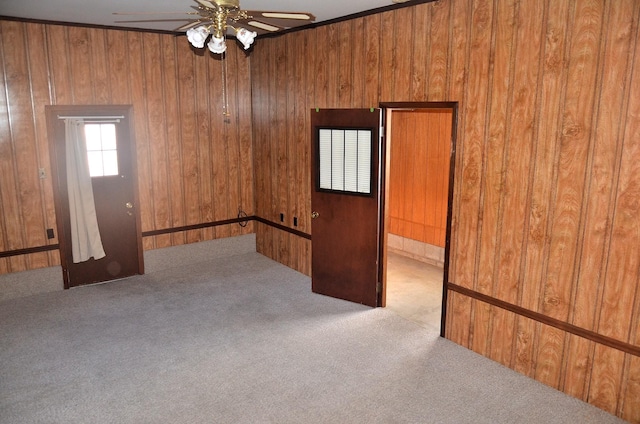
[125,202,133,209]
[311,211,319,219]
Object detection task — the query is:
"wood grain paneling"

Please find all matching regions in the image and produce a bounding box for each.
[0,20,254,272]
[195,44,214,243]
[461,0,495,357]
[26,24,58,267]
[623,355,640,422]
[427,0,450,101]
[249,0,640,420]
[388,109,451,248]
[2,0,640,419]
[126,32,153,251]
[393,8,413,102]
[492,0,543,369]
[411,6,429,101]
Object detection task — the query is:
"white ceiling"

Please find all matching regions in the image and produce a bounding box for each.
[0,0,416,33]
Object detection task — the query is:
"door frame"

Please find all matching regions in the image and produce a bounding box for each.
[379,102,458,337]
[45,104,144,288]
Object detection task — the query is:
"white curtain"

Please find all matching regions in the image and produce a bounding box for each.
[65,119,106,263]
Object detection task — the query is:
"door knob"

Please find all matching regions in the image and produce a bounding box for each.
[311,211,319,219]
[125,202,133,209]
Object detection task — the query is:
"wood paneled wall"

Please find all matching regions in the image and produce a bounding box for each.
[0,20,254,275]
[388,109,451,247]
[250,0,640,420]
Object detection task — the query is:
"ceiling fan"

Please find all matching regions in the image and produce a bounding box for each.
[115,0,316,54]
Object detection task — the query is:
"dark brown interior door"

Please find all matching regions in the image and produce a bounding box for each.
[47,105,143,288]
[310,109,382,307]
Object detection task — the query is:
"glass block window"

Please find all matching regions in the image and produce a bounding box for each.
[84,123,118,177]
[318,128,372,195]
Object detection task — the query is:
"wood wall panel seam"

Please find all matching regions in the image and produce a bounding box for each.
[530,0,576,389]
[480,0,513,360]
[598,0,640,346]
[25,24,52,264]
[508,0,546,371]
[30,23,57,268]
[415,5,430,100]
[565,0,608,341]
[2,23,31,272]
[443,0,472,347]
[570,0,625,400]
[615,11,640,422]
[513,0,549,377]
[466,0,497,355]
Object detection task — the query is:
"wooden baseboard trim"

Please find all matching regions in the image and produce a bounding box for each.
[0,244,60,259]
[141,216,253,237]
[1,216,310,259]
[254,217,312,240]
[447,283,640,357]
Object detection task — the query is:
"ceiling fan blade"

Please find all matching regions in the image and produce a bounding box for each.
[232,19,286,35]
[254,12,315,21]
[241,11,316,30]
[115,19,195,24]
[194,0,217,9]
[113,12,193,16]
[243,20,283,33]
[175,20,208,31]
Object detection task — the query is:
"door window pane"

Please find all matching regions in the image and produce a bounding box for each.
[84,123,118,177]
[319,130,332,190]
[330,130,345,191]
[318,128,372,195]
[344,131,358,192]
[87,151,105,176]
[357,131,371,193]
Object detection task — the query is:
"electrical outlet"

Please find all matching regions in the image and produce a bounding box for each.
[46,228,55,239]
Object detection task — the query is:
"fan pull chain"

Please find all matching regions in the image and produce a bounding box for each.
[221,51,230,117]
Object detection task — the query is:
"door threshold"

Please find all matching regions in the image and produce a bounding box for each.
[70,274,139,289]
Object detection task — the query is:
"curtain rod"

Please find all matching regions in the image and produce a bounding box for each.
[57,115,125,120]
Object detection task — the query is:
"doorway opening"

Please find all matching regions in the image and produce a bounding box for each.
[380,103,457,336]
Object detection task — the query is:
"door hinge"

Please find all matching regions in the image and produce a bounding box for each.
[376,281,382,294]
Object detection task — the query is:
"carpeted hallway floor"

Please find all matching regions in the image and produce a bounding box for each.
[386,251,443,332]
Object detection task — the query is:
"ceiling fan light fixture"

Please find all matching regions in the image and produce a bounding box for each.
[115,0,315,117]
[235,28,257,50]
[208,35,227,54]
[187,25,210,48]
